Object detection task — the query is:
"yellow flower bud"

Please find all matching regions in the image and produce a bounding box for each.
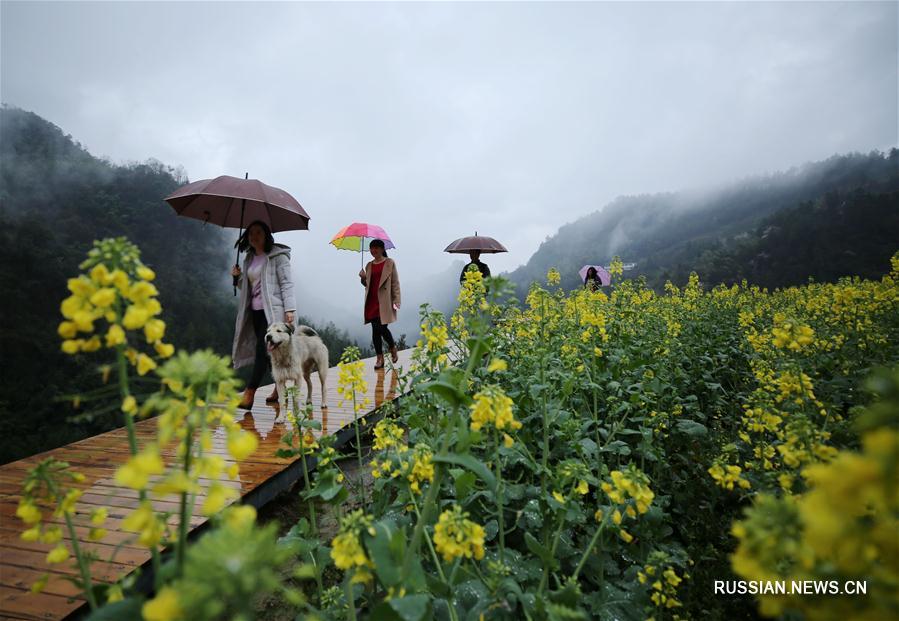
[46,545,69,564]
[122,305,150,330]
[106,324,126,347]
[89,288,116,308]
[30,574,49,594]
[81,336,101,352]
[137,266,156,281]
[144,318,166,343]
[227,431,258,461]
[136,353,157,376]
[89,264,110,284]
[88,528,107,541]
[20,526,41,542]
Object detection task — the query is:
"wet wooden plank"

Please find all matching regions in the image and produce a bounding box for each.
[0,349,412,620]
[0,587,79,621]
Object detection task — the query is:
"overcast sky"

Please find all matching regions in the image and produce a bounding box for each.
[2,1,896,332]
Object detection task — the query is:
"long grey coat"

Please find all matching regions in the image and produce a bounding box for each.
[232,244,296,369]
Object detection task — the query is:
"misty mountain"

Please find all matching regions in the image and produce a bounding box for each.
[506,149,899,292]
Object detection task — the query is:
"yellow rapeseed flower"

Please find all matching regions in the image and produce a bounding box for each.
[144,318,166,343]
[137,265,156,281]
[89,287,117,308]
[227,430,258,461]
[122,501,164,548]
[46,545,69,564]
[122,305,150,330]
[469,385,521,432]
[115,447,164,490]
[487,358,507,373]
[136,353,157,376]
[142,586,183,621]
[155,342,175,358]
[202,483,238,516]
[16,500,41,525]
[433,505,486,563]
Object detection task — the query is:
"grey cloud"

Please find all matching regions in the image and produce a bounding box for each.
[2,0,896,332]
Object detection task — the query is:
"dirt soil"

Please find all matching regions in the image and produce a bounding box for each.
[254,435,377,620]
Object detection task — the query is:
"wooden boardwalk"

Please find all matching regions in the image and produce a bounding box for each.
[0,349,413,620]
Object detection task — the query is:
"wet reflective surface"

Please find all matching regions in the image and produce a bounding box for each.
[0,349,415,619]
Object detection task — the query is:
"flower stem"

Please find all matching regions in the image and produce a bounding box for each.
[494,432,505,563]
[176,409,194,577]
[292,390,325,604]
[539,510,567,594]
[572,517,607,581]
[64,511,98,609]
[345,577,357,621]
[116,344,163,587]
[408,488,448,584]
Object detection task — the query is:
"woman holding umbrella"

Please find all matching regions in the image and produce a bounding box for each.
[584,266,602,292]
[359,239,401,369]
[231,220,297,409]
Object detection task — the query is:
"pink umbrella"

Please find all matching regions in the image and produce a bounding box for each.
[579,265,611,287]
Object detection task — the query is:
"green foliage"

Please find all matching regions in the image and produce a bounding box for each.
[0,107,236,462]
[0,107,368,462]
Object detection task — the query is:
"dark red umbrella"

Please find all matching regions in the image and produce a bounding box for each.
[164,173,309,294]
[444,232,508,254]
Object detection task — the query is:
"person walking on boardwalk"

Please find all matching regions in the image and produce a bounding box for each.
[230,220,296,409]
[459,250,491,284]
[359,239,401,370]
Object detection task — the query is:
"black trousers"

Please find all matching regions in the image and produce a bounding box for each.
[248,309,271,389]
[370,317,395,356]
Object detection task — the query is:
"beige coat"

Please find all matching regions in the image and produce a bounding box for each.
[361,258,401,324]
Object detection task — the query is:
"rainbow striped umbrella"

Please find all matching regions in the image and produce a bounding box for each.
[330,222,395,266]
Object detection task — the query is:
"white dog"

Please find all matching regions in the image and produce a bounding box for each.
[265,322,329,419]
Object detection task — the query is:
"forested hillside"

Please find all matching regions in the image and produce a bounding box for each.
[507,150,899,292]
[0,107,361,463]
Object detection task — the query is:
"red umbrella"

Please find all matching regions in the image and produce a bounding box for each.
[164,173,309,294]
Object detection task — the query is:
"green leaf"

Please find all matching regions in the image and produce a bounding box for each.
[525,532,555,567]
[675,420,708,437]
[418,380,465,407]
[301,470,347,504]
[433,454,496,491]
[83,598,144,621]
[600,440,631,456]
[365,520,404,587]
[388,594,432,621]
[453,470,477,498]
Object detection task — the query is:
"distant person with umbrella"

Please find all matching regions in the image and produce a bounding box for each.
[460,250,491,284]
[584,266,602,292]
[444,233,508,285]
[359,239,401,370]
[231,221,296,408]
[579,264,611,292]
